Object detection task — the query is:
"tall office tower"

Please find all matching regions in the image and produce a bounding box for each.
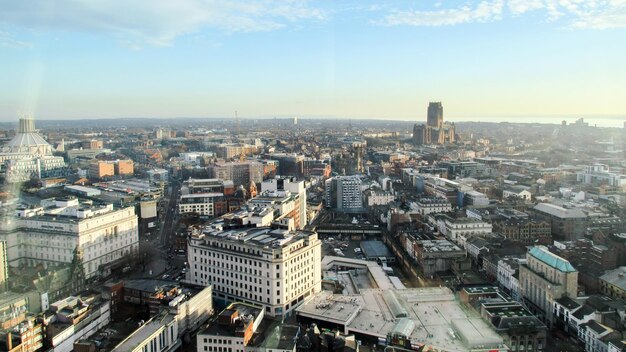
[427,102,444,128]
[324,176,362,211]
[187,227,321,317]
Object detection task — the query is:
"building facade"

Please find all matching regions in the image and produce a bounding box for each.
[0,198,139,279]
[412,102,456,145]
[187,227,321,317]
[324,176,363,211]
[519,246,578,326]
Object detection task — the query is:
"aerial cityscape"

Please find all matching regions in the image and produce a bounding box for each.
[1,1,626,352]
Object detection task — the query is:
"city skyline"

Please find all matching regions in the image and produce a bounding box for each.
[1,1,626,122]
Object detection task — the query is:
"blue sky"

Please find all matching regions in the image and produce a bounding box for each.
[1,0,626,122]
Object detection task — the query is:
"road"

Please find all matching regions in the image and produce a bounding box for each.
[159,178,181,248]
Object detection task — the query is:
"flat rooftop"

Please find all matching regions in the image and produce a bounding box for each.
[195,227,313,249]
[113,313,176,352]
[360,241,393,259]
[296,288,504,351]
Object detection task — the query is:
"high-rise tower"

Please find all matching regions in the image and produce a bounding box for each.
[427,102,443,128]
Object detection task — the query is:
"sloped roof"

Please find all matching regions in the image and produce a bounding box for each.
[600,267,626,291]
[556,296,581,310]
[6,132,51,149]
[528,246,576,272]
[533,203,586,219]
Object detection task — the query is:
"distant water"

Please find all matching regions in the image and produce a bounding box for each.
[447,116,626,128]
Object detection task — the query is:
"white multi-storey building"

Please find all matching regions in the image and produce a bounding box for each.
[261,176,307,228]
[187,226,321,316]
[497,257,526,301]
[577,164,626,189]
[413,197,452,215]
[178,193,224,217]
[0,197,139,279]
[364,189,394,207]
[432,214,492,244]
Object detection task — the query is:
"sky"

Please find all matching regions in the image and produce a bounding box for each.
[1,0,626,124]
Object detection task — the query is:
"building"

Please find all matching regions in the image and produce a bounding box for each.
[0,316,43,352]
[89,160,133,179]
[432,214,493,245]
[215,143,259,159]
[296,288,507,352]
[147,169,169,184]
[412,197,452,216]
[196,303,263,352]
[248,191,303,230]
[0,197,139,279]
[111,311,179,352]
[114,160,134,176]
[492,217,551,245]
[42,293,111,352]
[577,164,626,189]
[0,118,67,183]
[497,257,526,301]
[599,267,626,300]
[460,286,547,352]
[502,186,532,201]
[178,193,227,218]
[519,246,578,326]
[579,320,620,352]
[83,140,103,150]
[0,241,7,292]
[261,176,307,229]
[324,176,363,211]
[64,185,102,197]
[208,161,263,187]
[181,178,234,196]
[66,148,112,162]
[187,227,321,316]
[412,102,456,145]
[414,239,465,277]
[533,203,588,240]
[464,190,490,207]
[88,160,115,179]
[270,154,305,179]
[363,189,394,207]
[197,302,304,352]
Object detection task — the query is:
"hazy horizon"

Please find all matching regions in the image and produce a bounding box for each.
[0,113,624,128]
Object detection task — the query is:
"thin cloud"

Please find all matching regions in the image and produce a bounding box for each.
[0,0,326,46]
[375,0,626,29]
[376,1,505,27]
[0,31,31,48]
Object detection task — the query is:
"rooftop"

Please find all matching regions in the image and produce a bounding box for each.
[528,246,577,273]
[534,203,587,219]
[296,288,504,352]
[112,312,176,352]
[194,227,316,250]
[600,267,626,291]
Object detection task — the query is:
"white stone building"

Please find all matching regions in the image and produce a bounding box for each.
[187,227,321,316]
[178,193,224,217]
[0,197,139,279]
